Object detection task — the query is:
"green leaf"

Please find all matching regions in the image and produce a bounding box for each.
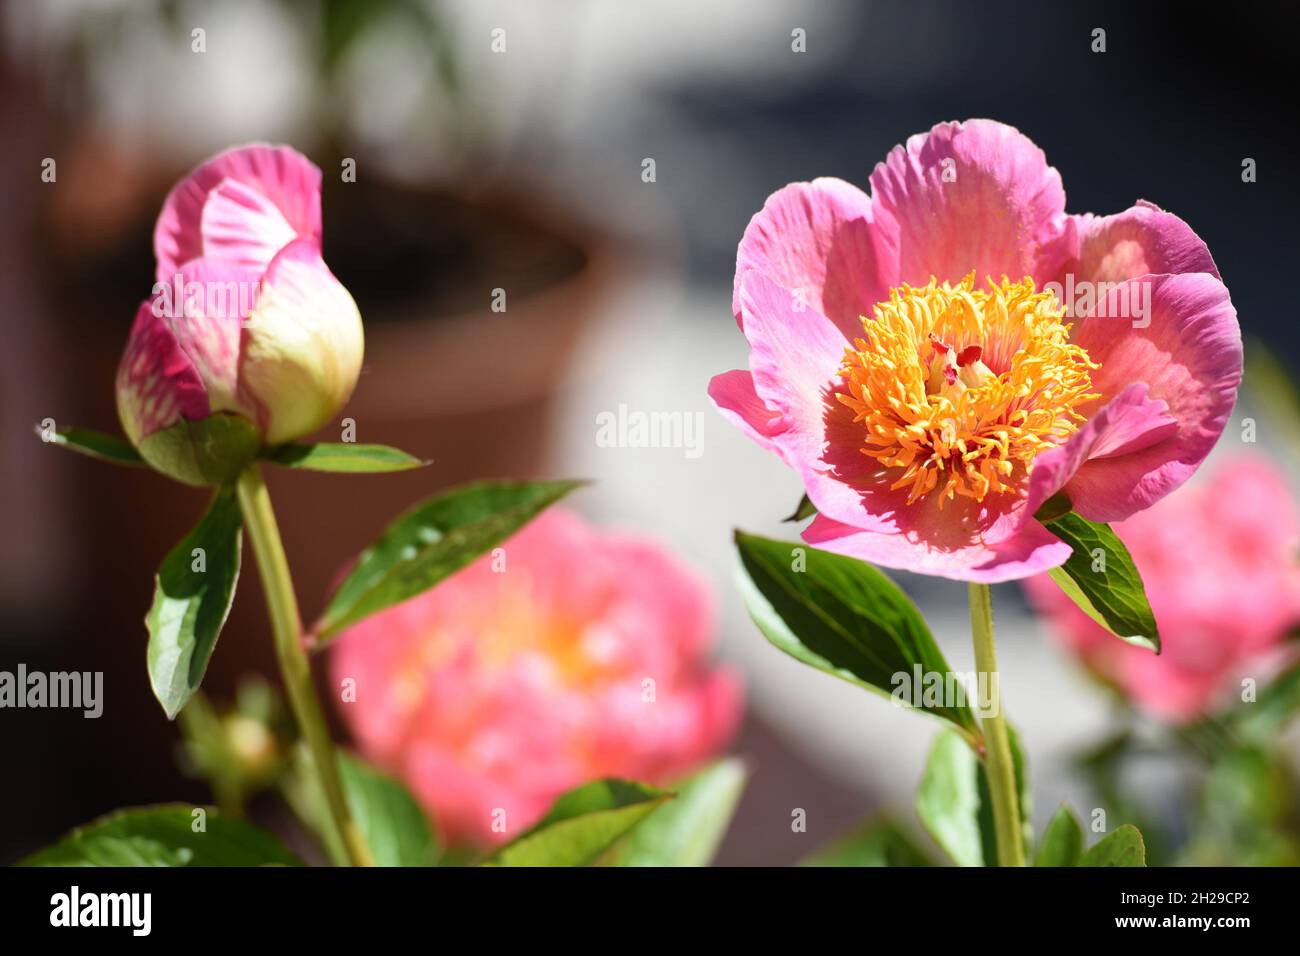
[312,479,583,642]
[1042,512,1160,654]
[610,759,747,866]
[783,493,817,523]
[1034,804,1084,866]
[802,817,937,867]
[917,731,986,867]
[734,531,980,742]
[147,487,243,719]
[39,424,144,466]
[263,442,428,473]
[338,753,440,866]
[18,805,302,866]
[490,779,668,867]
[1081,824,1147,867]
[917,728,1030,867]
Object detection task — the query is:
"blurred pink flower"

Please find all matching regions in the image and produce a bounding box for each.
[710,119,1241,581]
[116,144,363,484]
[1024,457,1300,721]
[329,509,742,846]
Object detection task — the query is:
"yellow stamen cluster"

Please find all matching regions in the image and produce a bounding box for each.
[837,274,1099,506]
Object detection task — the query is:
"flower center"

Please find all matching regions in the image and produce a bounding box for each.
[836,274,1099,506]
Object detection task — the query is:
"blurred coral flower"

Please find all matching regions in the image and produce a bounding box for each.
[1025,458,1300,720]
[116,144,363,485]
[710,119,1241,581]
[330,509,742,847]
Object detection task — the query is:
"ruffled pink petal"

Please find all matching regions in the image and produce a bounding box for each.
[737,271,903,533]
[154,144,322,283]
[1070,199,1220,285]
[803,509,1071,584]
[733,178,896,339]
[868,119,1073,290]
[1060,273,1242,522]
[114,300,210,445]
[198,176,300,277]
[707,369,785,458]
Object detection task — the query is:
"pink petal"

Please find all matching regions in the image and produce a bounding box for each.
[115,300,210,445]
[1061,273,1242,522]
[803,510,1071,584]
[868,119,1073,290]
[733,178,895,339]
[199,177,300,277]
[707,369,785,458]
[154,144,322,283]
[737,270,904,532]
[1070,199,1220,285]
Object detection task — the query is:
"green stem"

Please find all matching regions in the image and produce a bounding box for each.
[236,465,373,867]
[968,582,1025,867]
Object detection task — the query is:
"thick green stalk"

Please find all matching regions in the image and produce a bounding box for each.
[236,466,373,867]
[968,582,1025,867]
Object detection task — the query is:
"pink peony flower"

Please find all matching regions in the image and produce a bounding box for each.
[116,144,363,485]
[710,119,1242,581]
[329,509,742,847]
[1024,457,1300,721]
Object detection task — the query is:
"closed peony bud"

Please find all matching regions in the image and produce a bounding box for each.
[115,144,363,485]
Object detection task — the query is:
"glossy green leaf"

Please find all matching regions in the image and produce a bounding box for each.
[147,488,243,719]
[1081,824,1147,867]
[339,753,440,866]
[18,805,302,867]
[783,493,817,523]
[40,424,144,466]
[263,442,427,473]
[490,779,668,867]
[734,531,980,742]
[1043,513,1160,653]
[313,479,583,642]
[917,728,1030,867]
[610,759,746,867]
[802,817,937,867]
[1034,804,1084,866]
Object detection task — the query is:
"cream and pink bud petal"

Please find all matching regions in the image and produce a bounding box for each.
[1070,199,1220,285]
[154,143,322,284]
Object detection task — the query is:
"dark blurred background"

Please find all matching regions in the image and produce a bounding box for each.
[1,0,1296,865]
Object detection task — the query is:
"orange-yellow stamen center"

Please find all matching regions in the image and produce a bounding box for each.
[837,274,1099,506]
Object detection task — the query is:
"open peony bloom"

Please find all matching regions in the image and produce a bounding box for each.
[710,119,1242,581]
[116,144,363,486]
[329,509,742,847]
[1024,458,1300,721]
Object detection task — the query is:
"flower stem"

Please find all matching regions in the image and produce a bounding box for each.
[236,465,373,867]
[967,582,1025,867]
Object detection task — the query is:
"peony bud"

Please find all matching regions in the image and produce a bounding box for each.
[115,144,363,485]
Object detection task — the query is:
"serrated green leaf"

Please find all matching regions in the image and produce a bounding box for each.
[1081,824,1147,867]
[801,816,938,867]
[1034,804,1084,866]
[610,759,746,866]
[263,442,427,473]
[734,531,980,742]
[313,479,583,642]
[40,425,144,466]
[1044,512,1160,653]
[490,779,668,867]
[147,488,242,719]
[18,804,302,867]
